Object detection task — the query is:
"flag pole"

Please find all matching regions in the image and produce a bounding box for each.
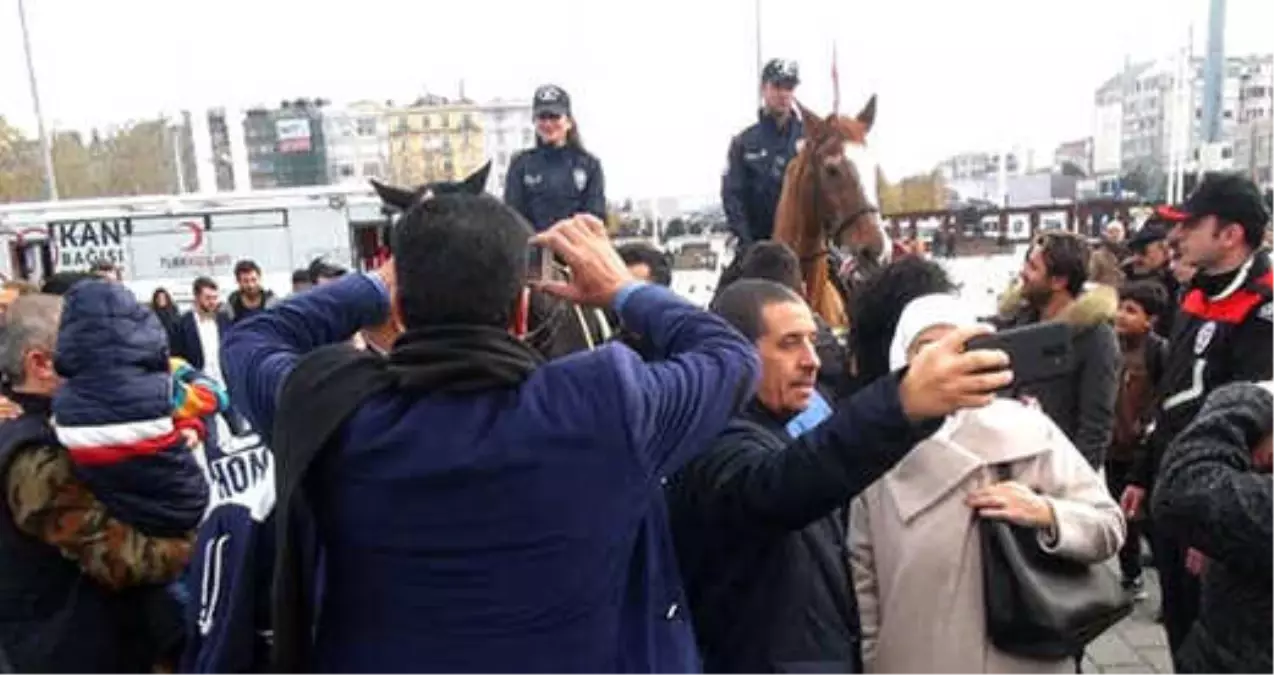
[17,0,58,200]
[831,41,840,115]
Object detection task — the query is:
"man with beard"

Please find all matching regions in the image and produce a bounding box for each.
[1122,172,1272,668]
[170,277,232,392]
[997,231,1121,470]
[226,260,278,324]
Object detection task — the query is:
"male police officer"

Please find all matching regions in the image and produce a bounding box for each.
[722,58,803,247]
[1122,172,1272,669]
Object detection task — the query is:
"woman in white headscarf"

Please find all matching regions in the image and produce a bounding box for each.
[847,293,1125,674]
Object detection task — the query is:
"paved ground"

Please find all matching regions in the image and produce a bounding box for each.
[1081,570,1173,674]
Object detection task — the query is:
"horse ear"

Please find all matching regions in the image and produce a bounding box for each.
[855,95,878,133]
[370,179,417,211]
[461,161,492,194]
[795,100,824,138]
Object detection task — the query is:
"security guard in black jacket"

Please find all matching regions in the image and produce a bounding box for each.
[504,84,606,232]
[1124,173,1273,669]
[722,58,804,246]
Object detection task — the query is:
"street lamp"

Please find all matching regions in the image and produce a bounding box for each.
[17,0,58,200]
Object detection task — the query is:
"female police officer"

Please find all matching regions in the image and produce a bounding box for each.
[504,84,607,232]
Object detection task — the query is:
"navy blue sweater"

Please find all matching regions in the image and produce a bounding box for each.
[221,273,758,672]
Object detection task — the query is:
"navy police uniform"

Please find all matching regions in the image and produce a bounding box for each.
[504,85,606,232]
[1138,173,1273,669]
[721,59,803,245]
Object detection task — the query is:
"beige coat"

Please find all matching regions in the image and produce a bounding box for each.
[849,398,1125,673]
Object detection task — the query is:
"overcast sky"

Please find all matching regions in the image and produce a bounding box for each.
[2,0,1271,199]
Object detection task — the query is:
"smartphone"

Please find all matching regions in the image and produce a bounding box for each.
[965,322,1074,389]
[526,246,555,282]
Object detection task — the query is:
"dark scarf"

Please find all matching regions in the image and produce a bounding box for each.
[387,325,543,393]
[271,324,541,672]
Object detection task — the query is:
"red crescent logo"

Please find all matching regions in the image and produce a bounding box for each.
[178,221,204,252]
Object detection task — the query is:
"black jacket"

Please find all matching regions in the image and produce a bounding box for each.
[995,284,1122,468]
[1134,252,1273,489]
[169,310,232,373]
[721,110,803,245]
[503,144,605,232]
[1152,381,1272,674]
[226,290,279,324]
[667,374,936,673]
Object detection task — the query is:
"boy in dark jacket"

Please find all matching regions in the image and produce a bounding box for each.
[1108,280,1169,598]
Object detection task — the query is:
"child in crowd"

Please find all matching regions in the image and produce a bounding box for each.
[50,279,229,667]
[52,280,225,536]
[1109,279,1170,599]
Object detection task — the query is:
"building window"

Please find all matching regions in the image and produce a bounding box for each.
[1221,146,1234,159]
[339,164,355,177]
[363,162,380,177]
[357,117,377,136]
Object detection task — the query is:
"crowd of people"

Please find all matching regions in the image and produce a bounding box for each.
[0,59,1269,675]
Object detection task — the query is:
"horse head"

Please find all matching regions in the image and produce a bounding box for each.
[369,161,492,213]
[792,95,887,270]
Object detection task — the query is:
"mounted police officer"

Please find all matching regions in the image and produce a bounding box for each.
[504,84,607,232]
[722,58,803,247]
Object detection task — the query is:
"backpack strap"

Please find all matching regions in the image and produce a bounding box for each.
[270,344,396,673]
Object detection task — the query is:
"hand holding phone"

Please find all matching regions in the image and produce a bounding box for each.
[898,324,1013,421]
[965,322,1074,390]
[529,215,633,308]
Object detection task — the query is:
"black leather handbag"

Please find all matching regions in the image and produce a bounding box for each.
[980,465,1133,660]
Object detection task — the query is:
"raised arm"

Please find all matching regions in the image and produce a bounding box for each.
[220,273,389,440]
[611,283,759,477]
[671,373,927,530]
[7,446,192,590]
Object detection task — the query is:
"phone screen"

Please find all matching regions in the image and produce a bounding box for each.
[526,247,552,281]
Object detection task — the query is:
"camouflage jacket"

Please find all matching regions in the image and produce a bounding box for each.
[6,444,194,590]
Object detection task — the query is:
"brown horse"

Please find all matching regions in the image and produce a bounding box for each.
[771,95,900,330]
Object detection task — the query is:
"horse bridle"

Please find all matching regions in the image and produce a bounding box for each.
[799,160,880,265]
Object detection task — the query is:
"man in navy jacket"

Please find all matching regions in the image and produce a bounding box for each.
[221,197,759,672]
[722,58,804,246]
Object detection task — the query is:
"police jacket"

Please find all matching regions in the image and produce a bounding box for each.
[1135,252,1273,490]
[504,144,606,232]
[721,109,803,244]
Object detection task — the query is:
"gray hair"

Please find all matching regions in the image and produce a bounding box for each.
[0,294,62,386]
